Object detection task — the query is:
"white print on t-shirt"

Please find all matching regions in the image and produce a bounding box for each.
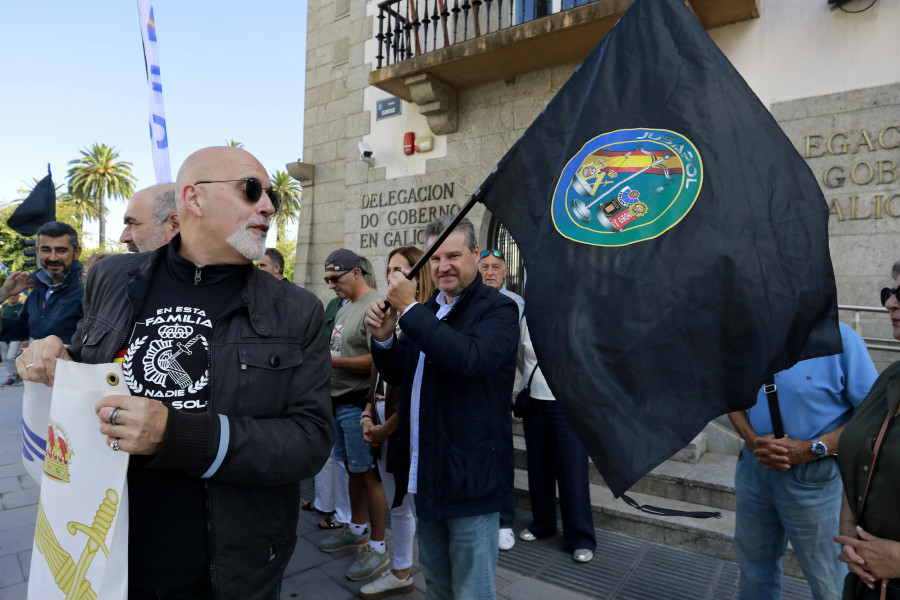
[330,324,344,357]
[123,306,212,404]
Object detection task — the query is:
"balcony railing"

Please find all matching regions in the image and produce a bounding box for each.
[375,0,596,69]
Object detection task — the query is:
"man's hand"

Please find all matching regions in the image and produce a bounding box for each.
[752,435,814,470]
[366,298,398,342]
[1,271,32,300]
[96,395,168,455]
[385,269,417,315]
[835,526,900,585]
[16,336,71,386]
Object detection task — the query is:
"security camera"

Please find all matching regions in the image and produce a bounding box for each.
[358,141,374,167]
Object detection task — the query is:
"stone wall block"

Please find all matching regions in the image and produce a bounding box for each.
[346,112,371,139]
[333,37,350,66]
[346,160,371,185]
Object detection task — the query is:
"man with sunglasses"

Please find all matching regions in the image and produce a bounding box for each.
[16,146,333,600]
[478,249,524,320]
[318,248,392,583]
[366,215,519,600]
[727,321,877,600]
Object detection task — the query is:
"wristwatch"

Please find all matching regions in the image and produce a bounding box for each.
[811,438,828,458]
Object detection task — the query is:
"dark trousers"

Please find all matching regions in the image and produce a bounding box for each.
[523,399,596,551]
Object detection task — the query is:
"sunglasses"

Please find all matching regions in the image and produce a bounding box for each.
[479,249,504,260]
[324,270,354,284]
[194,177,281,213]
[881,287,899,307]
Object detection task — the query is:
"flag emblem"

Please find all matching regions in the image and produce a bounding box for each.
[43,421,73,483]
[552,128,702,246]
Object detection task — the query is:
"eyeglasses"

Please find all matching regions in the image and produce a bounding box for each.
[479,249,504,260]
[324,270,354,284]
[194,177,281,213]
[881,287,899,307]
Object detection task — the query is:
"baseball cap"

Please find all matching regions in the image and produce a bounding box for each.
[325,248,369,274]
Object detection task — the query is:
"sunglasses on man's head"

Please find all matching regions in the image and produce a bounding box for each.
[479,249,504,260]
[881,287,899,307]
[324,270,354,284]
[193,177,281,213]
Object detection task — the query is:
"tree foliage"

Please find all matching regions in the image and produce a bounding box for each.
[276,236,297,283]
[270,170,302,242]
[67,143,136,249]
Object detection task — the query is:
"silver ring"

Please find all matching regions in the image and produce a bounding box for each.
[111,439,120,452]
[108,407,121,426]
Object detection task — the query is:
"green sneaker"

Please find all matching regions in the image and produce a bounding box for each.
[318,525,370,553]
[346,544,389,581]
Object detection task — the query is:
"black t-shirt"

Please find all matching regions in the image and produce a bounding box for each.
[124,249,246,591]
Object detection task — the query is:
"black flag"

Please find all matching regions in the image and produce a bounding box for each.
[9,172,57,236]
[476,0,842,496]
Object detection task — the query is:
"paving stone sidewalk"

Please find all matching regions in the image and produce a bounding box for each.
[0,384,813,599]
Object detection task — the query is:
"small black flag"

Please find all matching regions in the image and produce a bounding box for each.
[9,173,57,236]
[477,0,842,496]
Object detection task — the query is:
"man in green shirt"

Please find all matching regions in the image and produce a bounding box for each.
[318,248,390,582]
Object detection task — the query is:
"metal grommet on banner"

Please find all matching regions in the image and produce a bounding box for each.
[106,373,119,386]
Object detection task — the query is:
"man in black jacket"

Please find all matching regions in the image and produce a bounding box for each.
[18,146,333,600]
[366,215,519,600]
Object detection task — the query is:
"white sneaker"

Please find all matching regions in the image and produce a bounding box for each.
[359,569,415,599]
[498,527,516,551]
[574,548,594,563]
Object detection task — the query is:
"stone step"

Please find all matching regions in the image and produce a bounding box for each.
[513,438,737,512]
[511,467,803,579]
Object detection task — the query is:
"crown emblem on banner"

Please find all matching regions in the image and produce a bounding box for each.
[43,421,73,483]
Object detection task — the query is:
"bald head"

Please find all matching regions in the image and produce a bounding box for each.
[120,183,178,252]
[174,146,276,266]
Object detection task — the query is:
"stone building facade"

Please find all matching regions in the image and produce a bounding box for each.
[294,0,900,368]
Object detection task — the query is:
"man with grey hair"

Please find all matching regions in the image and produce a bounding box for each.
[366,214,519,599]
[257,248,286,280]
[120,182,179,252]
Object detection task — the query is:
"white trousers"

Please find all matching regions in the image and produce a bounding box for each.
[375,400,417,570]
[314,448,352,525]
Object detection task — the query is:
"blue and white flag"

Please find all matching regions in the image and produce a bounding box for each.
[138,0,172,183]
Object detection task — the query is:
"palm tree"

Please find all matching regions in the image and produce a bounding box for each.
[269,170,302,242]
[225,139,244,148]
[67,143,136,248]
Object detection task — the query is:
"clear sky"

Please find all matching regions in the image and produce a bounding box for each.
[0,1,307,248]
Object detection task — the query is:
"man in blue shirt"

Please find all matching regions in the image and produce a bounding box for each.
[728,322,878,600]
[0,221,84,345]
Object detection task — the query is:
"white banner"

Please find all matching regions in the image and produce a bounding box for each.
[138,0,172,183]
[27,361,130,600]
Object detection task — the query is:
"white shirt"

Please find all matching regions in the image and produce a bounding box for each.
[373,291,457,494]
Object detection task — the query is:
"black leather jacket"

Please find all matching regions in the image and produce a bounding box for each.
[68,241,333,600]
